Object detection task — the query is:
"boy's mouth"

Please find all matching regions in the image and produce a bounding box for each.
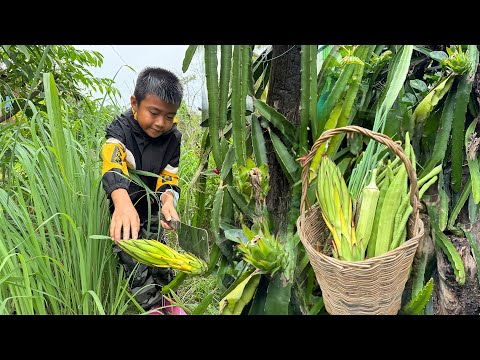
[149,128,163,136]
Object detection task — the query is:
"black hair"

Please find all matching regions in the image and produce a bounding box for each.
[133,67,183,106]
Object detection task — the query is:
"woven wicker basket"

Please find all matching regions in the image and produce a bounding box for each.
[297,125,424,315]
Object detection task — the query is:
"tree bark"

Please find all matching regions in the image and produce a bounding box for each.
[265,45,301,234]
[431,170,480,314]
[432,232,480,315]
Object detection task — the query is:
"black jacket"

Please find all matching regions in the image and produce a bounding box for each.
[101,108,181,218]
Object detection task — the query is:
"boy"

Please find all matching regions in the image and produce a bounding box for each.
[101,67,183,312]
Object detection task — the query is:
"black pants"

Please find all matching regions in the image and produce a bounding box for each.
[112,212,174,311]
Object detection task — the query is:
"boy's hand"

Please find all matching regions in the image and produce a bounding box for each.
[160,192,179,230]
[110,188,140,243]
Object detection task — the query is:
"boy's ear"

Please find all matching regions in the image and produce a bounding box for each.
[130,96,138,112]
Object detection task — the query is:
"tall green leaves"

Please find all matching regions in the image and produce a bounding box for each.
[309,45,374,180]
[231,45,249,167]
[316,50,356,138]
[204,46,222,168]
[6,46,50,198]
[308,46,318,146]
[219,46,233,131]
[299,45,318,156]
[300,45,311,156]
[0,75,132,314]
[326,45,374,157]
[450,45,479,193]
[419,90,456,179]
[349,45,413,198]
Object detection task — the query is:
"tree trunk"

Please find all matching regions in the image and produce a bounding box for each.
[431,169,480,314]
[265,45,301,234]
[432,231,480,314]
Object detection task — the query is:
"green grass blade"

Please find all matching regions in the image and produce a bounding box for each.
[84,290,106,315]
[192,291,215,315]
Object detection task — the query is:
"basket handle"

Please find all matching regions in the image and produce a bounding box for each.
[300,125,420,233]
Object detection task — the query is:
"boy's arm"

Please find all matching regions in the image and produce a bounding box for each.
[101,138,132,194]
[101,138,139,242]
[156,140,181,230]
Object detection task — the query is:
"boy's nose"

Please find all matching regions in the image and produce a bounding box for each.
[156,116,172,130]
[155,117,166,128]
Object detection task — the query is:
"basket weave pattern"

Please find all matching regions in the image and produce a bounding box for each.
[298,126,424,315]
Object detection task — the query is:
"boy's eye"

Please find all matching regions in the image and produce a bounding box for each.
[150,111,158,116]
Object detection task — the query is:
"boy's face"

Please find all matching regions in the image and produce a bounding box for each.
[131,93,179,138]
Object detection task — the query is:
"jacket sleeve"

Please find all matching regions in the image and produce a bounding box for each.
[101,137,131,196]
[155,138,181,205]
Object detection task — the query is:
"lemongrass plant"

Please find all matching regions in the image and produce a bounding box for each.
[0,74,140,314]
